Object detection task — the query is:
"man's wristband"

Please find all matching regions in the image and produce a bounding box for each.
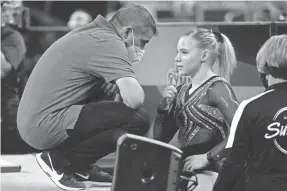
[206,151,215,163]
[207,151,225,163]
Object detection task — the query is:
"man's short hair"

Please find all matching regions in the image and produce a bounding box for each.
[110,4,158,36]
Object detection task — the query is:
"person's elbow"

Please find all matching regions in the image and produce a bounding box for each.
[122,90,145,109]
[116,77,145,109]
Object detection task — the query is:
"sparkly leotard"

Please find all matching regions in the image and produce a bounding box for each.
[153,76,235,164]
[175,76,228,148]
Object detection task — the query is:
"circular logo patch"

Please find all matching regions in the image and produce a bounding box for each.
[265,107,287,154]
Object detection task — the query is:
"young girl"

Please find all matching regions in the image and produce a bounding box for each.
[153,28,239,191]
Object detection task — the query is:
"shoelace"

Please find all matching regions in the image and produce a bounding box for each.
[90,165,112,180]
[63,173,82,185]
[91,165,109,175]
[92,165,102,172]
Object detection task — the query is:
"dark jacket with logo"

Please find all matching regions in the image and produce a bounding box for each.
[213,82,287,191]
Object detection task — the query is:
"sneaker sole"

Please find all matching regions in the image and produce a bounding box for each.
[86,181,112,187]
[36,153,85,190]
[85,181,112,188]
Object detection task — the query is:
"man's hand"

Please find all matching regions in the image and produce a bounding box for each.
[114,93,123,102]
[101,82,119,98]
[183,153,210,172]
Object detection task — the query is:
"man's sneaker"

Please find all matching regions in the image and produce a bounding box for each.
[75,165,112,186]
[36,151,85,190]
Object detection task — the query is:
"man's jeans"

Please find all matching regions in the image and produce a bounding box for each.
[56,100,150,172]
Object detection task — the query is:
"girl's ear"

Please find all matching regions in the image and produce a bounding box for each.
[201,50,210,62]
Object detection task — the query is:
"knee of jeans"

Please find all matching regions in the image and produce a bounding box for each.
[134,108,150,133]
